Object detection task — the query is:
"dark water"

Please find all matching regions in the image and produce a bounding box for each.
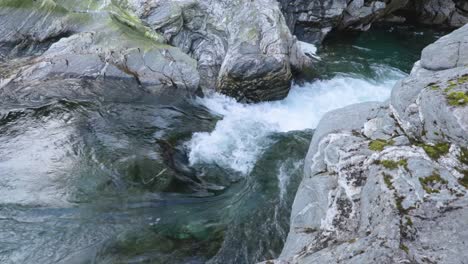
[0,26,445,263]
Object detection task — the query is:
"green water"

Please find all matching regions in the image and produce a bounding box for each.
[0,25,446,263]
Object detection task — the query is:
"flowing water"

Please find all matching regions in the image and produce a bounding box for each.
[0,26,446,264]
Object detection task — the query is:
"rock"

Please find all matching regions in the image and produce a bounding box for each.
[269,24,468,264]
[278,0,468,44]
[129,0,307,102]
[0,0,73,44]
[0,0,200,96]
[407,0,468,28]
[420,25,468,71]
[21,31,198,92]
[278,0,409,43]
[2,0,313,103]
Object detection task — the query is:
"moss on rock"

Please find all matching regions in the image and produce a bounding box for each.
[419,171,448,194]
[383,173,394,190]
[458,171,468,188]
[447,91,468,106]
[379,159,408,170]
[420,142,450,160]
[369,139,395,151]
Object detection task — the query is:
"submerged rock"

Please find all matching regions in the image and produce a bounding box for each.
[267,24,468,264]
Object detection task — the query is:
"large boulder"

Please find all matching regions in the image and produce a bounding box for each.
[266,24,468,264]
[127,0,314,102]
[0,0,200,96]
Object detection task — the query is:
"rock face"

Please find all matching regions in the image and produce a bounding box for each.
[267,24,468,264]
[1,0,313,102]
[405,0,468,28]
[0,0,201,96]
[278,0,468,44]
[127,0,316,102]
[278,0,409,43]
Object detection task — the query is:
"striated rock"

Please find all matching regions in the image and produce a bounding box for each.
[278,0,468,44]
[0,0,200,96]
[6,31,200,94]
[405,0,468,28]
[266,24,468,264]
[129,0,309,102]
[278,0,409,43]
[1,0,314,102]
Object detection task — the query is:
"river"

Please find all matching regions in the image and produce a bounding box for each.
[0,25,446,263]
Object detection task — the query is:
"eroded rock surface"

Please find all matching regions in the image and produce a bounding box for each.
[1,0,314,102]
[278,0,410,43]
[266,24,468,264]
[278,0,468,44]
[405,0,468,28]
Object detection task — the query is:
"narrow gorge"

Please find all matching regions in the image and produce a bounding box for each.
[0,1,467,264]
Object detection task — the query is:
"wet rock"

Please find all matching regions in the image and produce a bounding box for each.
[4,31,200,95]
[268,24,468,264]
[278,0,409,43]
[2,0,314,102]
[407,0,468,28]
[278,0,468,44]
[130,0,309,102]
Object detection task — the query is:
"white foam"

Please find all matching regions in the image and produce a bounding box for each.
[187,69,405,174]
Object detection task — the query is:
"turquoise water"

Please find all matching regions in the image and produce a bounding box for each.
[0,26,445,263]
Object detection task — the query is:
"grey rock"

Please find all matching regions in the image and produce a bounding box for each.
[2,0,314,103]
[130,0,308,102]
[3,30,200,95]
[278,0,409,43]
[409,0,468,28]
[278,0,468,44]
[420,25,468,71]
[0,0,73,45]
[269,24,468,264]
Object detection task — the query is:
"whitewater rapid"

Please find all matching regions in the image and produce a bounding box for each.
[187,68,406,174]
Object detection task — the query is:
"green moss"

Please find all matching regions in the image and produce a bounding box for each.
[395,196,404,213]
[421,142,450,160]
[458,172,468,188]
[447,91,468,106]
[400,244,409,254]
[379,159,408,170]
[107,3,165,46]
[457,75,468,84]
[419,171,448,194]
[459,147,468,165]
[429,84,440,90]
[406,217,413,227]
[383,173,394,190]
[369,139,395,151]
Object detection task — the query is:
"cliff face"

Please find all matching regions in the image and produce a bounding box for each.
[265,24,468,264]
[279,0,468,43]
